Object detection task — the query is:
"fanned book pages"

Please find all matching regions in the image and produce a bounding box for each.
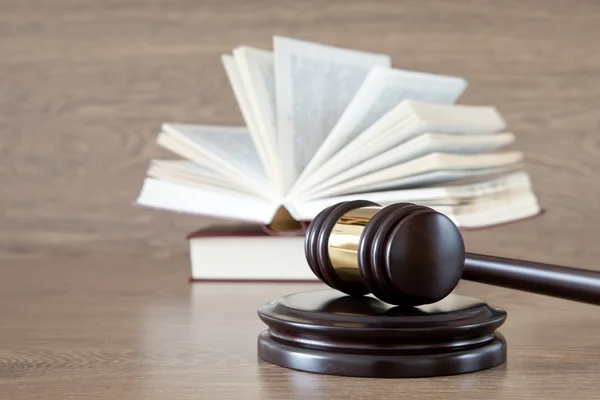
[136,36,541,233]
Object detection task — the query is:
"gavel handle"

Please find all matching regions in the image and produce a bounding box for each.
[463,253,600,305]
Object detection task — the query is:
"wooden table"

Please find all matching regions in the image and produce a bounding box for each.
[3,0,600,398]
[2,256,600,399]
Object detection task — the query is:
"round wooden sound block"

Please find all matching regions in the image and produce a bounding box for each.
[257,289,507,378]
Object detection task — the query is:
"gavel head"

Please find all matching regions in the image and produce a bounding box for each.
[304,200,466,306]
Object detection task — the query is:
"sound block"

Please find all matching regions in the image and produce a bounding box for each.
[257,289,507,378]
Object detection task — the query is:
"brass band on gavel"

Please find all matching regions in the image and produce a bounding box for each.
[327,206,382,284]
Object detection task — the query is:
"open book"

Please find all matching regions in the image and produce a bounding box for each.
[136,36,541,232]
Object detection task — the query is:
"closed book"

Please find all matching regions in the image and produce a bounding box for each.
[187,224,317,281]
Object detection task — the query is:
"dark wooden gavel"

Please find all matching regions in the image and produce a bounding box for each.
[305,200,600,306]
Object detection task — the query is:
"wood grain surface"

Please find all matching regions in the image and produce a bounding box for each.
[1,0,600,269]
[2,1,600,398]
[2,256,600,399]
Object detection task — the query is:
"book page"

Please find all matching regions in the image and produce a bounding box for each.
[149,159,221,182]
[147,160,259,195]
[294,66,468,185]
[297,101,508,193]
[306,152,524,199]
[307,132,515,194]
[161,123,272,197]
[232,47,282,194]
[136,178,279,225]
[156,133,265,197]
[274,36,391,192]
[434,189,540,229]
[287,171,532,221]
[289,105,417,196]
[221,55,272,179]
[340,166,523,197]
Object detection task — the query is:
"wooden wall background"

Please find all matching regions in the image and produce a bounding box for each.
[1,0,600,270]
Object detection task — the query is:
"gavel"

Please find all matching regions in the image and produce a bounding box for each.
[305,200,600,306]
